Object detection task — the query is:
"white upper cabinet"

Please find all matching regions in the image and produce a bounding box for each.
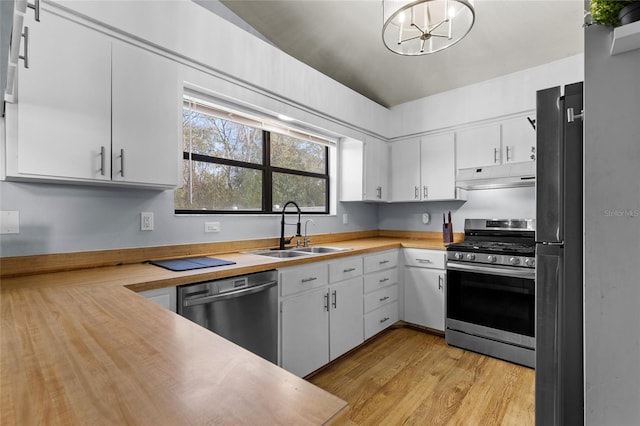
[455,115,536,170]
[340,136,389,202]
[363,137,390,201]
[390,138,421,201]
[8,10,112,182]
[500,115,537,164]
[5,11,181,189]
[455,124,502,170]
[420,133,456,200]
[391,134,458,202]
[111,41,181,187]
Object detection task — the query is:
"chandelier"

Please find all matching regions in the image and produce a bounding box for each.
[382,0,475,55]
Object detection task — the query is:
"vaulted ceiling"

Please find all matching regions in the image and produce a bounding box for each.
[196,0,585,108]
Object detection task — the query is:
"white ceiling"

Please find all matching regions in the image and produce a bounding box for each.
[197,0,585,108]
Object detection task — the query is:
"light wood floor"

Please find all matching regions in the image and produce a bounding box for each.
[308,326,534,426]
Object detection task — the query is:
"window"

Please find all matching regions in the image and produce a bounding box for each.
[175,98,331,214]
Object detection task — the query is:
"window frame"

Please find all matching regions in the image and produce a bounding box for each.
[176,109,331,215]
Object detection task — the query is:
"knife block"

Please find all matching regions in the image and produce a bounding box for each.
[443,223,453,243]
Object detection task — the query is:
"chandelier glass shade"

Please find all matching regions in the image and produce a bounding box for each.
[382,0,475,55]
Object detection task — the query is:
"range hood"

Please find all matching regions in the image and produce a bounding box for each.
[456,161,536,190]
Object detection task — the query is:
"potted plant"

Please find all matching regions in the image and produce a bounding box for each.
[589,0,640,27]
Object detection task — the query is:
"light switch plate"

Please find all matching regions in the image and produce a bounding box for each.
[205,222,221,233]
[0,211,20,234]
[342,214,349,225]
[422,213,431,224]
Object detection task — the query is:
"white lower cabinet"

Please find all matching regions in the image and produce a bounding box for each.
[328,277,364,360]
[403,249,446,332]
[363,250,400,340]
[138,287,177,312]
[281,287,330,377]
[279,257,363,377]
[364,300,399,339]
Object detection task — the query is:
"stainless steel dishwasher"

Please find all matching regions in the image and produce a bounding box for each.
[177,270,278,364]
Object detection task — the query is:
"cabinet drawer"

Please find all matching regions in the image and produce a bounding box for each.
[364,284,398,314]
[363,250,398,273]
[329,256,363,283]
[364,301,398,340]
[403,248,445,269]
[363,268,399,293]
[280,264,329,297]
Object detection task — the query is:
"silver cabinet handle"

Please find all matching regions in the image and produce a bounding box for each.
[423,185,428,199]
[414,186,419,199]
[343,267,356,273]
[506,145,512,162]
[379,260,389,265]
[379,296,390,302]
[99,146,106,176]
[380,317,390,324]
[19,27,29,69]
[324,292,329,311]
[332,290,337,309]
[119,149,125,177]
[416,258,433,264]
[376,186,382,199]
[301,277,317,283]
[379,277,389,283]
[438,275,443,291]
[27,0,41,22]
[493,147,499,163]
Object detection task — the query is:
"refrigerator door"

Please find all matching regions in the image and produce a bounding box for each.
[535,243,563,426]
[536,86,564,243]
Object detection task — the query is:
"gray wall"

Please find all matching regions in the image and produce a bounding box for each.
[584,25,640,425]
[0,180,378,256]
[378,187,536,233]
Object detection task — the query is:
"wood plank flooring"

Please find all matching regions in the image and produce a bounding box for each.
[308,326,534,426]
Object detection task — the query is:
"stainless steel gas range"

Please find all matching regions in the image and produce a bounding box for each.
[445,219,536,368]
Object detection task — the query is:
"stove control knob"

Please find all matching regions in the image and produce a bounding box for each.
[466,253,476,261]
[487,255,497,263]
[510,257,521,265]
[524,258,535,267]
[454,252,464,260]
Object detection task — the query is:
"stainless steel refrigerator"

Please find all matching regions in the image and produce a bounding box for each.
[535,82,584,426]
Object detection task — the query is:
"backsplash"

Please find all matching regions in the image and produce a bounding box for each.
[377,186,536,233]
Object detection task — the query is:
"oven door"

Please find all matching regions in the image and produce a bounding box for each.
[446,262,535,348]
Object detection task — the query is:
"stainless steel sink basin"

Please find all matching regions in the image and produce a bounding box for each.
[247,249,311,258]
[245,246,352,258]
[291,246,352,254]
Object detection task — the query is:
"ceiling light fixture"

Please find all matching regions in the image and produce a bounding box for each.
[382,0,475,55]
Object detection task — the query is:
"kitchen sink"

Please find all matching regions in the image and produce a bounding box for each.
[291,246,351,254]
[245,246,352,258]
[247,249,311,258]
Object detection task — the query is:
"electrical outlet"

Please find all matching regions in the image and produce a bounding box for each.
[422,213,431,224]
[0,211,19,234]
[141,212,154,231]
[342,213,349,225]
[205,222,221,233]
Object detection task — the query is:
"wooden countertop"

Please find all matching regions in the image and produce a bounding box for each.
[0,234,453,425]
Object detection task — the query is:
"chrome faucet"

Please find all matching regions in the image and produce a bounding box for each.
[303,219,315,247]
[279,201,302,249]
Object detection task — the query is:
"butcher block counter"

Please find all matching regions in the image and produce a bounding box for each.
[0,231,458,425]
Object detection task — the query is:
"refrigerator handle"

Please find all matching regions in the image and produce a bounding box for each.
[567,108,584,123]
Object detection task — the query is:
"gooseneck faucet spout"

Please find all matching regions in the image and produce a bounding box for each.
[279,201,302,250]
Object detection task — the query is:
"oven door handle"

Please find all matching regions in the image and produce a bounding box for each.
[446,262,535,280]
